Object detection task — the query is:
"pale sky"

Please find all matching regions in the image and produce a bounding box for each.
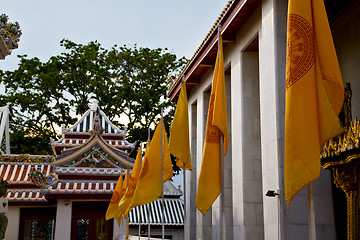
[1,0,229,189]
[1,0,228,71]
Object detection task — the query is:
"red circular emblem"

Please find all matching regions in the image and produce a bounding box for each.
[205,94,220,144]
[286,14,314,89]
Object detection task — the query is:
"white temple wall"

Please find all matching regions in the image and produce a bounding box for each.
[185,0,337,239]
[5,206,20,240]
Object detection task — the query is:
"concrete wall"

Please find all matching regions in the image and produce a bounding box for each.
[128,227,184,240]
[332,0,360,119]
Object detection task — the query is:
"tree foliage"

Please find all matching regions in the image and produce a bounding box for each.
[0,39,186,172]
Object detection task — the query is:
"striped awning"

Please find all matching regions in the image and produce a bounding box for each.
[128,198,184,226]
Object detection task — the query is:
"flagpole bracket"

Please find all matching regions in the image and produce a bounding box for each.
[265,190,280,197]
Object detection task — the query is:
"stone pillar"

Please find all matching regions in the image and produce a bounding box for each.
[55,199,72,240]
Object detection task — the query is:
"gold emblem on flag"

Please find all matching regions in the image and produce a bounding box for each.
[286,14,314,89]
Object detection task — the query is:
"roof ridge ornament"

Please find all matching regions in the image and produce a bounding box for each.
[29,166,57,188]
[92,107,103,135]
[90,99,99,111]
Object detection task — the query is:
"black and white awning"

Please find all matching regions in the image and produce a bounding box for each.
[128,198,184,226]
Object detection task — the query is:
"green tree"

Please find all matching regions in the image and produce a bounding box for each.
[0,39,186,172]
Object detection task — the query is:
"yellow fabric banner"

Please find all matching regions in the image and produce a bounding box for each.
[105,172,123,221]
[117,146,142,218]
[128,119,173,209]
[285,0,344,208]
[196,33,229,215]
[114,169,129,225]
[169,81,192,171]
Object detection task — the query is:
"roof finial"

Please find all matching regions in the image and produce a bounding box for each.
[90,100,99,111]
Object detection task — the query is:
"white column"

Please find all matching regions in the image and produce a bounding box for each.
[55,199,72,240]
[185,100,198,240]
[230,40,246,240]
[259,0,285,239]
[5,206,19,240]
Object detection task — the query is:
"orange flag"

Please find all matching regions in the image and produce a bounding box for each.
[169,81,192,171]
[128,118,173,209]
[196,32,229,215]
[117,145,142,218]
[105,172,123,221]
[285,0,344,208]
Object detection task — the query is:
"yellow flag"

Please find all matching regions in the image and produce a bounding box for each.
[128,119,173,209]
[285,0,344,208]
[169,82,192,171]
[113,168,129,225]
[105,173,123,220]
[196,33,229,215]
[117,146,142,218]
[160,121,174,183]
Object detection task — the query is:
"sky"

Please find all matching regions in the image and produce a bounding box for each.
[1,0,228,190]
[1,0,228,71]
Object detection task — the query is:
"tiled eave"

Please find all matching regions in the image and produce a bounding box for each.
[5,189,54,207]
[54,166,126,176]
[167,0,260,101]
[0,163,53,184]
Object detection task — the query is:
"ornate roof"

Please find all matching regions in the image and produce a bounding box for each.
[52,134,134,170]
[0,100,183,226]
[51,100,136,156]
[0,14,22,59]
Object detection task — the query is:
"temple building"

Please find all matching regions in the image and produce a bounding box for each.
[167,0,360,239]
[0,101,184,240]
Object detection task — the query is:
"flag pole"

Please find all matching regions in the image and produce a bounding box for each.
[181,75,188,239]
[307,184,316,240]
[138,207,141,240]
[183,164,186,236]
[126,215,130,240]
[161,111,165,240]
[139,142,142,240]
[147,129,151,240]
[218,25,226,240]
